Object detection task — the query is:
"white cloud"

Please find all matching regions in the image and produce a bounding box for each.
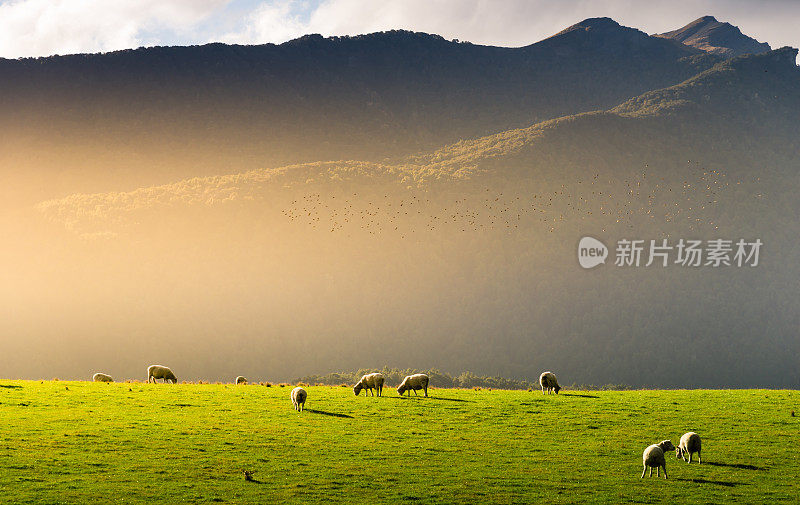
[0,0,229,58]
[0,0,797,58]
[220,0,798,52]
[217,1,306,45]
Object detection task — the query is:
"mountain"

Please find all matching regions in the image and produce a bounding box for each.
[0,18,720,209]
[37,47,800,235]
[656,16,771,57]
[14,48,799,387]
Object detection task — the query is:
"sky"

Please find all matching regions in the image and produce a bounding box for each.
[0,0,799,59]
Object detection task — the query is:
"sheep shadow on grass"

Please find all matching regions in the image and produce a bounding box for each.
[559,393,600,399]
[675,478,745,487]
[706,462,765,471]
[305,409,354,419]
[0,384,22,389]
[384,395,472,402]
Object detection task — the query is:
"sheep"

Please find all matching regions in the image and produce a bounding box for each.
[676,432,702,463]
[539,371,561,394]
[291,386,307,411]
[353,372,385,397]
[396,373,429,397]
[147,365,177,384]
[236,376,247,385]
[92,373,113,383]
[641,440,676,478]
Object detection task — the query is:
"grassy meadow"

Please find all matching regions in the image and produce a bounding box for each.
[0,381,797,504]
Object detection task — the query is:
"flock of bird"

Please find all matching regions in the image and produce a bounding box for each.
[279,165,756,237]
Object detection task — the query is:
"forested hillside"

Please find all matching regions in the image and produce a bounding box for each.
[0,18,720,208]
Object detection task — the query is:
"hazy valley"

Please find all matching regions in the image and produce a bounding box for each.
[1,16,797,388]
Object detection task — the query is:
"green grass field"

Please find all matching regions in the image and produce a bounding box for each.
[0,381,797,504]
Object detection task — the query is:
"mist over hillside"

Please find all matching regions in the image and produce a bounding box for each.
[1,18,798,388]
[1,17,720,209]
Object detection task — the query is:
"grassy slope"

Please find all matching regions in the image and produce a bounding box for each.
[0,382,796,504]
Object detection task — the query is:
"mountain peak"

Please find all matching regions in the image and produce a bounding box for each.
[539,17,702,59]
[656,16,771,57]
[573,17,620,29]
[558,17,622,34]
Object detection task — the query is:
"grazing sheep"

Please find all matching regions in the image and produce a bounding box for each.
[92,373,113,383]
[676,432,702,463]
[641,440,676,479]
[396,374,429,397]
[236,376,247,385]
[353,373,385,397]
[147,365,177,384]
[291,387,307,411]
[539,371,561,394]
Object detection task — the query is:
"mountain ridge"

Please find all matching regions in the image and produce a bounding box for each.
[37,48,799,231]
[656,15,771,57]
[0,19,721,210]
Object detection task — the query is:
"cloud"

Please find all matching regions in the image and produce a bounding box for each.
[0,0,229,58]
[217,1,306,45]
[220,0,798,52]
[1,0,798,58]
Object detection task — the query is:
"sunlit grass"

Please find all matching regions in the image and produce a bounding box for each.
[0,382,796,504]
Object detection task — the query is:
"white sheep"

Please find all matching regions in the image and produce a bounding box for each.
[147,365,177,384]
[236,376,247,385]
[92,373,113,383]
[397,373,429,397]
[291,386,307,411]
[539,371,561,394]
[641,440,676,478]
[353,372,385,397]
[676,432,702,463]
